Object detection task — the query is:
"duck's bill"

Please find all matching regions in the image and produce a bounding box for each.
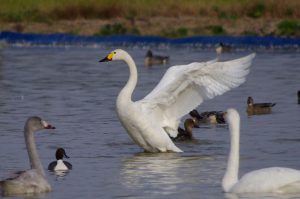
[64,153,70,159]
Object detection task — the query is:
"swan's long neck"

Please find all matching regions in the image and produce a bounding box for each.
[222,114,240,192]
[24,126,45,176]
[117,53,138,105]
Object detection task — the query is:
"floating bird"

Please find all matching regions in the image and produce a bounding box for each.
[0,117,55,196]
[172,118,199,142]
[189,109,226,124]
[222,108,300,194]
[144,50,169,66]
[246,96,276,115]
[48,148,72,171]
[216,42,231,55]
[99,49,255,152]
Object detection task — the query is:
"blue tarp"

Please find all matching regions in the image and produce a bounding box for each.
[0,31,300,47]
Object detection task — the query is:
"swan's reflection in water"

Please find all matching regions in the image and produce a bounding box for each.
[121,152,224,195]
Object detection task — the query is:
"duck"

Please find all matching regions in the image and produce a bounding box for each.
[246,96,276,115]
[189,109,226,124]
[0,117,55,196]
[298,90,300,104]
[48,148,72,171]
[172,118,199,142]
[144,50,169,66]
[222,108,300,194]
[99,49,255,152]
[216,42,231,55]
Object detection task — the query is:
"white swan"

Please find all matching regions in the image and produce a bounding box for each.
[99,49,255,152]
[223,108,300,194]
[0,116,56,196]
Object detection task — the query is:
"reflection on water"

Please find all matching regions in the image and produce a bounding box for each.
[50,170,70,179]
[121,152,224,196]
[0,47,299,199]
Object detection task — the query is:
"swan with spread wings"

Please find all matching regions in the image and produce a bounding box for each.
[100,49,255,152]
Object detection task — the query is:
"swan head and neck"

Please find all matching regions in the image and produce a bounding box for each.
[222,108,240,192]
[24,117,55,176]
[99,49,138,104]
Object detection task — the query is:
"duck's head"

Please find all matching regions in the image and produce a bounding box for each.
[146,50,153,57]
[247,96,254,106]
[184,118,200,129]
[56,148,69,160]
[99,49,127,62]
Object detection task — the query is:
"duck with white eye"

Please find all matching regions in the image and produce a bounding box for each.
[0,117,56,196]
[222,108,300,194]
[48,148,72,171]
[99,49,255,153]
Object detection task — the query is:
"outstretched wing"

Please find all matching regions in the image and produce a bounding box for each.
[139,53,255,137]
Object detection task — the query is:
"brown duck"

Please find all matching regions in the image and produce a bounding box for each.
[247,96,276,115]
[172,118,199,142]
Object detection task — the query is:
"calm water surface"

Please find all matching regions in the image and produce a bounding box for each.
[0,47,299,199]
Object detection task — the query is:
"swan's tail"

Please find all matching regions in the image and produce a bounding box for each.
[168,144,183,153]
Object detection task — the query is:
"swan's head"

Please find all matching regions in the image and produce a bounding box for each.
[99,49,127,62]
[25,116,56,132]
[224,108,240,132]
[56,148,69,160]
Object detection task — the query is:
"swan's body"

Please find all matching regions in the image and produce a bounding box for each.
[100,49,255,152]
[0,117,55,196]
[48,148,72,171]
[223,108,300,194]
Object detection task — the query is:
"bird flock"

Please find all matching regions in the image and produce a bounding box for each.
[0,48,299,197]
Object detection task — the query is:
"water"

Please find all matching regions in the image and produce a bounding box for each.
[0,46,299,199]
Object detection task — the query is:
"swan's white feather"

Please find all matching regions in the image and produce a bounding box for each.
[142,53,255,137]
[231,167,300,193]
[102,50,255,152]
[223,108,300,194]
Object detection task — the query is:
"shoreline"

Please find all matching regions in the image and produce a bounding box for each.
[1,31,300,49]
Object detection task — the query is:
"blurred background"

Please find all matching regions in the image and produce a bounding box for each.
[0,0,299,38]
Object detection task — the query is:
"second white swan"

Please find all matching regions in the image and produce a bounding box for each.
[223,108,300,194]
[100,49,255,152]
